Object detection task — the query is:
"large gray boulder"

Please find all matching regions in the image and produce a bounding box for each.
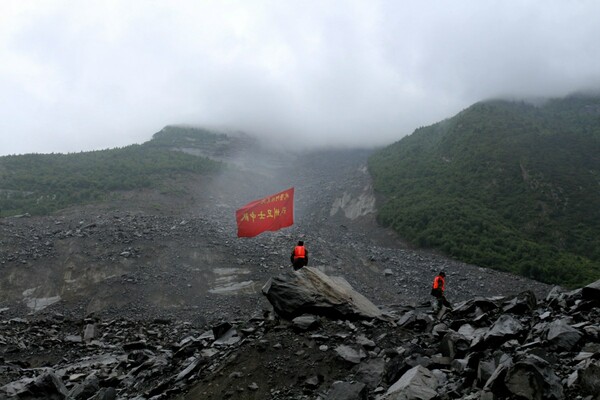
[262,267,384,320]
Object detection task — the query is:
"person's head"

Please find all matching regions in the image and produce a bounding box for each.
[439,271,446,277]
[298,240,304,246]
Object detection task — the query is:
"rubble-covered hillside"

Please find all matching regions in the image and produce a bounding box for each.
[0,144,552,323]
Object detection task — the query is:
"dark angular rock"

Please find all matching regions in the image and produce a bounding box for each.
[505,355,564,400]
[579,360,600,397]
[123,340,151,351]
[480,314,525,349]
[326,381,367,400]
[545,318,582,351]
[69,373,100,399]
[453,297,499,319]
[14,372,70,399]
[483,363,511,397]
[502,290,537,314]
[385,365,437,400]
[384,356,410,385]
[440,331,470,359]
[212,322,233,340]
[396,311,432,331]
[581,279,600,302]
[292,315,320,331]
[83,323,97,342]
[213,327,240,346]
[334,344,366,364]
[355,334,376,349]
[355,358,385,389]
[477,359,497,389]
[304,375,322,389]
[89,387,116,400]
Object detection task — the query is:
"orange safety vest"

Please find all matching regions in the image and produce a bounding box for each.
[293,246,306,260]
[432,275,445,292]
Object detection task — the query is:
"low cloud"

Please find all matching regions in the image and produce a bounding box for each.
[1,1,600,155]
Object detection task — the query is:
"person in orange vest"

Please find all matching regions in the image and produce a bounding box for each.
[431,271,452,313]
[290,240,309,271]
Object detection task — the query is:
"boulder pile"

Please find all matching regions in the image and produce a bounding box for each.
[0,271,598,400]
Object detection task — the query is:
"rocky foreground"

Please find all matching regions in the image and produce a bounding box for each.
[1,268,598,400]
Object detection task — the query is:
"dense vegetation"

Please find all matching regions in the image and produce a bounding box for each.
[0,127,223,216]
[369,95,600,287]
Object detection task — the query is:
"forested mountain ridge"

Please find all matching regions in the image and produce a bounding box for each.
[368,95,600,288]
[0,126,225,217]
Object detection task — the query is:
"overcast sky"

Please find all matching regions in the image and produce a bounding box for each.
[1,1,600,156]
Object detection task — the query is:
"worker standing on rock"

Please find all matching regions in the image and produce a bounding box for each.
[291,240,309,271]
[431,271,452,318]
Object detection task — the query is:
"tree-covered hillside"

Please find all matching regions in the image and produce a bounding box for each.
[368,95,600,287]
[0,127,223,217]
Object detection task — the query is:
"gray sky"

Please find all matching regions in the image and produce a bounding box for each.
[1,1,600,156]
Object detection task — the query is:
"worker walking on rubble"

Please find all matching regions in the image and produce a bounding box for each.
[431,270,452,318]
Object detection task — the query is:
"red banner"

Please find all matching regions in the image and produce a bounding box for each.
[236,187,294,238]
